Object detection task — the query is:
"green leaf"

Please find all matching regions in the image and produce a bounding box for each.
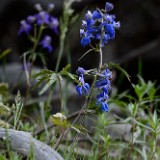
[60,64,78,82]
[61,64,71,71]
[132,119,154,132]
[32,75,49,90]
[39,73,57,95]
[31,69,58,95]
[31,69,52,78]
[0,154,7,160]
[0,49,11,59]
[132,76,157,100]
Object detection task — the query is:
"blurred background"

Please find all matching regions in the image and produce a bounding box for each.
[0,0,160,92]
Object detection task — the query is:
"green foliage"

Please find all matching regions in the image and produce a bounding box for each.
[132,76,157,101]
[32,64,77,95]
[32,69,58,95]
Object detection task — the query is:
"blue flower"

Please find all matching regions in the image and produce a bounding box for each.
[92,10,102,19]
[76,76,90,96]
[36,11,50,25]
[76,67,86,75]
[18,20,32,35]
[113,21,121,29]
[18,3,59,36]
[96,79,110,88]
[81,36,91,47]
[76,67,90,96]
[48,17,59,34]
[34,3,43,12]
[80,29,85,36]
[76,85,82,96]
[105,2,114,12]
[96,68,112,112]
[40,35,53,53]
[47,3,55,12]
[82,20,87,27]
[27,15,36,23]
[101,34,110,47]
[105,24,115,39]
[96,87,109,103]
[101,102,109,112]
[80,2,120,47]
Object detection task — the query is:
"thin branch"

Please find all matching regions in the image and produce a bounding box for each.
[34,109,96,136]
[99,48,103,69]
[78,49,94,61]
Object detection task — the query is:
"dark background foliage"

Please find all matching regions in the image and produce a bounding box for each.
[0,0,160,91]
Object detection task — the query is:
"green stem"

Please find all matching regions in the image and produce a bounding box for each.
[23,52,31,87]
[31,25,44,64]
[40,103,49,140]
[57,75,63,111]
[23,25,44,105]
[55,40,64,73]
[127,122,136,159]
[78,48,94,61]
[150,133,158,160]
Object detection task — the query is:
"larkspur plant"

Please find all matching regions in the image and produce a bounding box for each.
[19,3,59,55]
[80,2,120,47]
[76,2,120,112]
[1,1,160,160]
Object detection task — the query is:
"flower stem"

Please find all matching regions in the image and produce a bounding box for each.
[150,133,158,160]
[31,25,44,64]
[65,75,97,159]
[99,47,103,69]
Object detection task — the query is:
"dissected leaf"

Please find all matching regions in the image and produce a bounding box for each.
[39,73,57,95]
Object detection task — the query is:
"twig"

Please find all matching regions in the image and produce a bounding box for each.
[34,109,95,136]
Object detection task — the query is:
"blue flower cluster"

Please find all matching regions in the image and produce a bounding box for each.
[75,67,112,112]
[40,35,53,53]
[18,3,59,53]
[76,67,90,96]
[96,68,112,112]
[80,2,120,47]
